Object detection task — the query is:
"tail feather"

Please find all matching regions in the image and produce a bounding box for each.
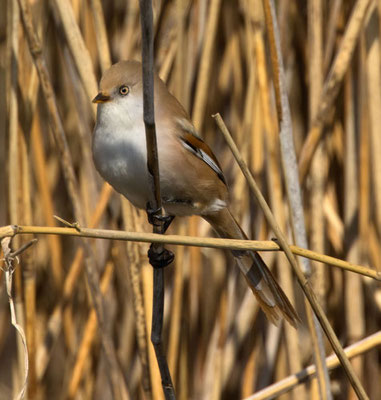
[203,208,299,328]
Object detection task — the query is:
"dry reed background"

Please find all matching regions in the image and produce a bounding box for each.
[0,0,381,399]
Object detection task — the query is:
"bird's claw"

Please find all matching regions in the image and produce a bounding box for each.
[146,202,174,232]
[146,202,175,268]
[148,244,175,269]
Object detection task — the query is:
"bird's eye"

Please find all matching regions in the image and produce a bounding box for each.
[119,85,129,96]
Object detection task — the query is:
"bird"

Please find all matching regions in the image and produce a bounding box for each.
[92,60,299,327]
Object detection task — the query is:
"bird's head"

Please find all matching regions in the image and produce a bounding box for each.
[93,60,144,127]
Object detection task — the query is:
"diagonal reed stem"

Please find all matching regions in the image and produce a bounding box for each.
[213,113,369,400]
[244,330,381,400]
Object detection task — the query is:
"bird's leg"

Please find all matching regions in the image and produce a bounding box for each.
[146,202,175,268]
[146,202,175,232]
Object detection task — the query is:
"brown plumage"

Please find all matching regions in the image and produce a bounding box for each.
[93,60,299,327]
[204,208,299,327]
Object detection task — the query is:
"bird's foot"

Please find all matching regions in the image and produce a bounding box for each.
[146,202,174,232]
[148,244,175,269]
[146,202,175,268]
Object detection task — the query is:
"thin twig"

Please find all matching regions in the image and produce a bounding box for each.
[139,0,176,398]
[1,225,379,280]
[53,215,81,231]
[10,239,37,259]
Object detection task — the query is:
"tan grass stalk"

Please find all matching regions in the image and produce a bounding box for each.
[201,292,226,400]
[244,331,381,400]
[252,4,306,396]
[242,344,259,397]
[369,224,381,274]
[365,7,381,251]
[167,223,186,385]
[323,185,344,253]
[31,110,63,287]
[17,0,84,222]
[35,183,113,379]
[358,34,371,266]
[174,0,187,104]
[309,0,327,305]
[141,262,165,400]
[308,1,332,398]
[6,2,26,397]
[0,6,8,228]
[213,113,369,399]
[90,0,111,73]
[222,291,259,386]
[67,262,117,399]
[118,1,140,60]
[191,0,221,131]
[188,217,201,337]
[344,71,365,400]
[51,0,98,114]
[159,37,177,83]
[324,0,343,72]
[1,237,29,400]
[20,128,37,400]
[18,1,128,397]
[188,0,223,339]
[121,200,152,397]
[263,0,332,396]
[299,0,371,183]
[165,5,188,381]
[7,0,20,250]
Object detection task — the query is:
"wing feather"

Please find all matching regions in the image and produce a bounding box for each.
[176,118,227,185]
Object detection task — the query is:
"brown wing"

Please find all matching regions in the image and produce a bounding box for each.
[176,118,227,185]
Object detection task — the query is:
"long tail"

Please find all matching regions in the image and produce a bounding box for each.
[203,208,299,327]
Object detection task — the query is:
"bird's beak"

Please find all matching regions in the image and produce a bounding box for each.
[92,92,111,103]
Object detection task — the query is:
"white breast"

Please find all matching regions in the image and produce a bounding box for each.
[92,101,151,209]
[92,97,227,217]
